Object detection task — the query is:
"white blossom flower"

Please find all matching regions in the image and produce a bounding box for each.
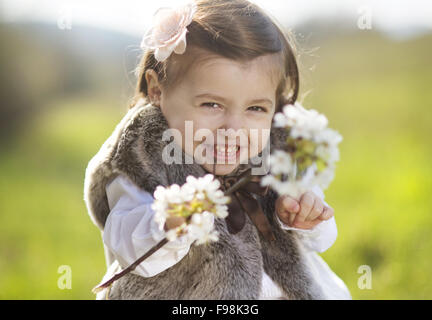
[214,202,229,219]
[273,112,288,128]
[140,1,197,62]
[186,212,219,245]
[166,228,180,241]
[312,165,335,190]
[278,102,329,140]
[151,173,228,244]
[184,174,230,217]
[315,127,343,145]
[266,149,293,175]
[263,102,342,197]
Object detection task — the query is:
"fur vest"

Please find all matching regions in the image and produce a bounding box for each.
[83,100,326,300]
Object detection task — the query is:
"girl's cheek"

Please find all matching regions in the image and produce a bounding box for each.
[246,129,271,160]
[258,128,272,151]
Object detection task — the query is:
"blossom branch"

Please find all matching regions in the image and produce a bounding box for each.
[261,102,342,198]
[92,174,230,295]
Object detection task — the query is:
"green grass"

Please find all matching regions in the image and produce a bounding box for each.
[321,134,432,299]
[0,98,122,299]
[1,31,431,299]
[304,32,432,299]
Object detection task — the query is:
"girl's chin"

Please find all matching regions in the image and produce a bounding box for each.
[201,162,239,176]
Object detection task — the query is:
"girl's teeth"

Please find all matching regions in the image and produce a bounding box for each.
[216,145,237,153]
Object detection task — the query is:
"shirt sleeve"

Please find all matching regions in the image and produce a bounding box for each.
[275,185,338,253]
[102,175,196,278]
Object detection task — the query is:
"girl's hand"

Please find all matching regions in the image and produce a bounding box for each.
[275,191,334,230]
[164,216,186,231]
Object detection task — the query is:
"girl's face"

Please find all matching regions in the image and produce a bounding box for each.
[146,54,279,176]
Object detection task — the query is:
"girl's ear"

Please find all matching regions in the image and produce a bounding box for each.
[145,69,162,107]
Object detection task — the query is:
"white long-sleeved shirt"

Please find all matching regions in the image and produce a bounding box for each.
[99,175,351,300]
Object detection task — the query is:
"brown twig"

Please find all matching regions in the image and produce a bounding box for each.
[92,237,169,294]
[223,173,253,195]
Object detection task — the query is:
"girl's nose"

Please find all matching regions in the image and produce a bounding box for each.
[221,113,245,132]
[217,114,248,144]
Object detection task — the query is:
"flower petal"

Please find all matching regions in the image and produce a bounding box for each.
[152,7,175,25]
[173,33,187,54]
[155,46,173,62]
[140,28,157,49]
[140,1,196,58]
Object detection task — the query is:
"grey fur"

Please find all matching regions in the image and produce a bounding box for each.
[83,101,326,300]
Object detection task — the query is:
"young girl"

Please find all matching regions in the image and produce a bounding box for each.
[84,0,351,300]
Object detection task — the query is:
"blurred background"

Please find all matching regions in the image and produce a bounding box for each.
[0,0,431,299]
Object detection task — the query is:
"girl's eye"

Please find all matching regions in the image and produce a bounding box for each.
[201,102,221,109]
[248,106,267,112]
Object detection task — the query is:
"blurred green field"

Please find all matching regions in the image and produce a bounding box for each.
[0,98,122,299]
[0,31,431,299]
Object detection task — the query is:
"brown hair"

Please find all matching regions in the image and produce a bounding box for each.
[129,0,299,113]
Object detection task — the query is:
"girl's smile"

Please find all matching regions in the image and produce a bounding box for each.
[203,143,243,164]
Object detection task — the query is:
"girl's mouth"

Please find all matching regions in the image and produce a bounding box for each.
[211,144,241,164]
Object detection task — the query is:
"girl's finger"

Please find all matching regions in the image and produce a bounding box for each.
[289,212,296,226]
[294,192,315,224]
[306,198,324,221]
[164,216,186,231]
[282,196,300,213]
[318,206,334,220]
[291,219,321,230]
